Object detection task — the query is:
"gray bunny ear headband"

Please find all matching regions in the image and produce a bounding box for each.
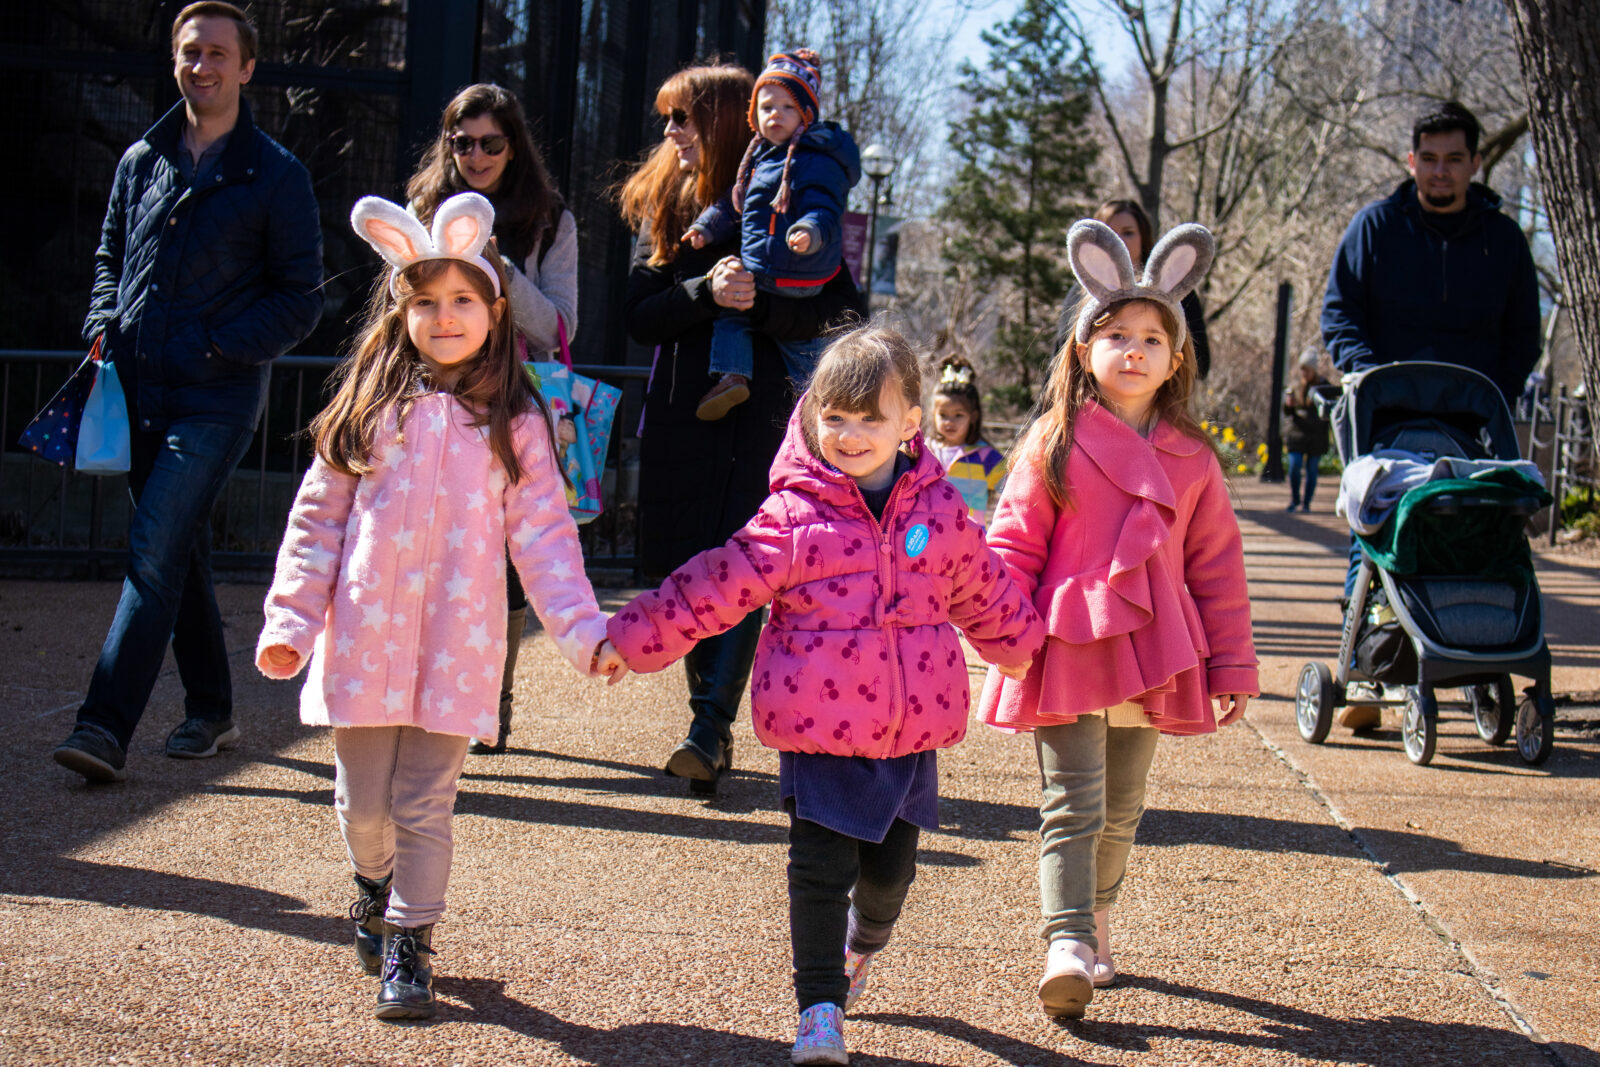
[1067,218,1215,351]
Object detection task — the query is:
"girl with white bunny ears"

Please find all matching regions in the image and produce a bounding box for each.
[256,190,625,1021]
[978,216,1257,1020]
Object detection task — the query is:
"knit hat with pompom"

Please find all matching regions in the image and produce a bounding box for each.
[733,48,823,217]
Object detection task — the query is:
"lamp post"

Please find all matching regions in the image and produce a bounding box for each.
[860,143,898,313]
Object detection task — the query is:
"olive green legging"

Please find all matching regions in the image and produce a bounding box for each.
[1035,718,1161,952]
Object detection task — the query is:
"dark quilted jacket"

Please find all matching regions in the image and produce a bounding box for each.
[85,99,323,428]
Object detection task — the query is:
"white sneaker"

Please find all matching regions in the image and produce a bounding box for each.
[791,1002,848,1065]
[1039,939,1095,1018]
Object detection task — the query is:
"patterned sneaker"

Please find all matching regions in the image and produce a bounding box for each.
[843,947,875,1012]
[790,1002,848,1065]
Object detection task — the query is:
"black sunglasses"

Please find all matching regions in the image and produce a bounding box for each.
[449,133,508,156]
[666,107,690,127]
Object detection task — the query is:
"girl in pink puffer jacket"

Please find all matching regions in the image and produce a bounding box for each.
[603,326,1044,1065]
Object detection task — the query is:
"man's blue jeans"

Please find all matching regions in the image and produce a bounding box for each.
[77,417,255,749]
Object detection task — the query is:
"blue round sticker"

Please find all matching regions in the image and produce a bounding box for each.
[905,523,930,558]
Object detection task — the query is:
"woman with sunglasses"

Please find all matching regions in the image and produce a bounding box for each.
[619,63,864,795]
[406,83,578,755]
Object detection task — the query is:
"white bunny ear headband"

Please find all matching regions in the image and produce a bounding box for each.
[350,191,501,298]
[1067,218,1215,351]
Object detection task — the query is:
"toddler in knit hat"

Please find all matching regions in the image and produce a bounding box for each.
[683,48,862,421]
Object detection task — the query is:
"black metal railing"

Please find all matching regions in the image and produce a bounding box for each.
[1535,384,1599,544]
[0,350,646,580]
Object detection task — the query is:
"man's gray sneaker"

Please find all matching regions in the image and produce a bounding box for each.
[164,717,241,759]
[53,724,128,783]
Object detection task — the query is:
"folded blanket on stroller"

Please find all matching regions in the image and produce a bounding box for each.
[1353,467,1552,581]
[1337,451,1544,535]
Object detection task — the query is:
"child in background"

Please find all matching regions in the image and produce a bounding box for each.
[685,48,861,421]
[924,356,1007,525]
[256,192,625,1020]
[601,327,1044,1064]
[978,219,1257,1019]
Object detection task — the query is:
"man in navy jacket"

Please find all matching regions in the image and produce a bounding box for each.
[53,1,322,782]
[1321,101,1540,403]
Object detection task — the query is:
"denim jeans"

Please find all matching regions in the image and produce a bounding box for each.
[1035,718,1161,950]
[681,609,764,752]
[787,805,921,1011]
[708,315,827,386]
[76,416,255,749]
[1287,451,1319,507]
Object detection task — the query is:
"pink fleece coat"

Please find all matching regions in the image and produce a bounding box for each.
[978,401,1257,734]
[607,405,1045,759]
[256,393,608,742]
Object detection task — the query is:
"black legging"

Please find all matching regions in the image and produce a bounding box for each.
[505,549,527,612]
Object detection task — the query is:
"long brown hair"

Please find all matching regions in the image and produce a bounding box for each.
[618,63,754,266]
[407,84,564,266]
[310,258,551,485]
[1093,198,1154,266]
[1028,297,1211,507]
[799,326,923,462]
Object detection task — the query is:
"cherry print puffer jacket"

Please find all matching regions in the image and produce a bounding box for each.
[607,403,1045,759]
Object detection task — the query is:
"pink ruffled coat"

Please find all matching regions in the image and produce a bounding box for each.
[607,405,1045,759]
[978,401,1257,735]
[256,394,608,742]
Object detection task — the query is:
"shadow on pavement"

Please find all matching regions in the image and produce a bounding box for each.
[1072,973,1547,1063]
[0,857,346,946]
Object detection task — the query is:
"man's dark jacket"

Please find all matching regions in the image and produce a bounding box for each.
[1321,179,1539,401]
[85,99,323,428]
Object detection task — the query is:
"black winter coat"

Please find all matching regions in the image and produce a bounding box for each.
[86,99,323,429]
[627,229,864,579]
[1283,376,1331,455]
[1320,180,1540,402]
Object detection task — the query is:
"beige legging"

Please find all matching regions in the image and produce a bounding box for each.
[1035,717,1161,952]
[333,725,470,928]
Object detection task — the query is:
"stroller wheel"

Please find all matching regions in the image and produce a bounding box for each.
[1468,676,1516,746]
[1401,687,1438,766]
[1295,662,1337,744]
[1515,691,1555,766]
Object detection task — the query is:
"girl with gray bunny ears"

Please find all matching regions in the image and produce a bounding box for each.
[978,218,1259,1019]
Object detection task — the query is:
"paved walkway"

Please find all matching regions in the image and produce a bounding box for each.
[1,478,1595,1065]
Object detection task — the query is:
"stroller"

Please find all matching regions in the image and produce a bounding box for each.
[1294,361,1556,766]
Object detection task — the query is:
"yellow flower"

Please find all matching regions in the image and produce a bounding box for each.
[1222,427,1237,444]
[1236,463,1249,473]
[1200,420,1210,431]
[1256,443,1269,458]
[1233,405,1241,413]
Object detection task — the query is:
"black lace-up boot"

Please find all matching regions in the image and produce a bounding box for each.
[375,924,437,1019]
[349,873,392,975]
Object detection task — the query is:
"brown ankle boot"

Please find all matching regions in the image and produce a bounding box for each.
[469,606,526,754]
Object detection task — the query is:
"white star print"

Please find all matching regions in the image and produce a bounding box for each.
[449,440,462,456]
[335,634,355,657]
[482,662,498,681]
[427,409,446,435]
[405,571,425,595]
[511,523,537,551]
[393,612,406,627]
[426,603,438,618]
[473,538,487,556]
[472,710,498,736]
[433,650,456,672]
[445,569,473,601]
[548,558,573,580]
[456,606,473,622]
[382,688,407,716]
[444,526,467,550]
[466,490,486,510]
[394,477,413,494]
[420,687,433,709]
[380,443,406,469]
[344,678,364,697]
[361,601,389,631]
[464,622,491,652]
[436,695,454,716]
[383,641,399,658]
[455,672,475,693]
[297,543,338,575]
[390,528,415,552]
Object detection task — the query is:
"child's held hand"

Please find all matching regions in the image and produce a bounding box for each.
[787,229,812,254]
[682,228,707,249]
[592,639,630,686]
[1217,693,1250,725]
[997,659,1031,681]
[261,644,300,674]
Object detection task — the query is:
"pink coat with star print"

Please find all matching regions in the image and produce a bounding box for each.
[606,403,1046,759]
[256,393,608,742]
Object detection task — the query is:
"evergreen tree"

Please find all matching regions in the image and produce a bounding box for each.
[942,0,1098,412]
